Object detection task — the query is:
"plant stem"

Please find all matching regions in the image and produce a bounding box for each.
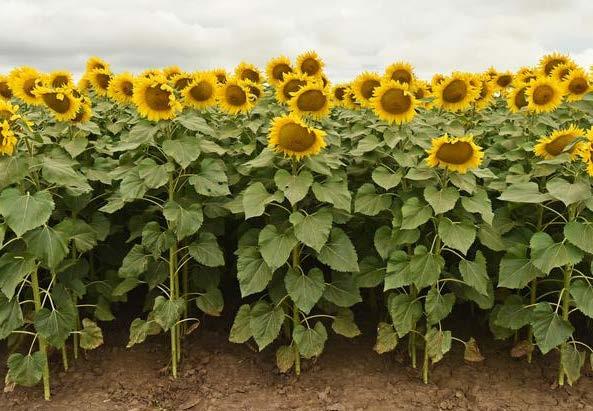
[410,284,418,369]
[182,248,189,336]
[291,158,301,377]
[422,340,429,384]
[31,268,51,400]
[61,347,69,371]
[527,205,543,364]
[168,173,179,378]
[558,265,572,386]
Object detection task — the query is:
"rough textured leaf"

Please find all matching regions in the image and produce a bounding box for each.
[354,183,392,216]
[285,268,325,314]
[249,301,284,350]
[374,322,398,354]
[388,293,422,338]
[6,352,45,387]
[274,169,313,205]
[532,302,573,354]
[424,186,459,215]
[438,218,476,254]
[317,228,359,272]
[229,304,252,343]
[546,177,591,206]
[258,225,298,269]
[459,251,489,296]
[189,158,230,197]
[323,272,362,307]
[189,232,225,267]
[162,136,201,169]
[293,322,327,359]
[400,197,432,230]
[289,208,333,252]
[0,189,54,237]
[152,296,185,331]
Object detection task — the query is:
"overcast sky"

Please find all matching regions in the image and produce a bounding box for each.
[1,0,592,81]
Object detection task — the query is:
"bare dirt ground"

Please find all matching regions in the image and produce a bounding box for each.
[2,314,593,411]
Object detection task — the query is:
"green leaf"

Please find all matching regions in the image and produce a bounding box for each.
[477,224,506,251]
[249,301,284,350]
[162,136,201,168]
[354,256,385,288]
[546,177,591,206]
[115,120,158,151]
[189,158,230,197]
[388,293,422,338]
[312,176,351,212]
[385,250,412,290]
[400,197,432,230]
[293,322,328,359]
[498,182,551,204]
[258,225,298,269]
[563,221,593,253]
[0,253,36,300]
[137,158,170,189]
[196,287,224,316]
[189,232,225,267]
[127,318,161,348]
[570,280,593,319]
[275,345,295,373]
[119,170,147,201]
[493,295,534,330]
[23,225,69,269]
[423,186,459,215]
[274,169,313,206]
[425,327,452,364]
[461,189,494,224]
[459,251,489,296]
[351,134,381,155]
[0,156,28,190]
[498,254,543,289]
[425,288,455,324]
[317,228,359,272]
[532,302,574,354]
[55,218,97,252]
[6,352,45,387]
[323,272,362,307]
[449,172,476,194]
[560,344,585,386]
[438,218,476,254]
[285,267,325,314]
[0,189,54,237]
[332,308,361,338]
[289,208,333,252]
[112,277,141,296]
[163,201,204,241]
[175,112,215,135]
[236,233,274,297]
[118,245,151,278]
[34,288,77,348]
[79,318,104,350]
[242,182,283,219]
[41,154,91,193]
[410,247,445,290]
[0,295,23,339]
[152,296,185,331]
[374,322,398,354]
[229,304,252,344]
[372,166,403,190]
[141,222,175,258]
[530,232,583,274]
[354,183,392,216]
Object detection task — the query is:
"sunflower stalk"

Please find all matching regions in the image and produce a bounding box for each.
[31,267,51,400]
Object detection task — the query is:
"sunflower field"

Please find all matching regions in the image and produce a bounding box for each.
[1,51,593,400]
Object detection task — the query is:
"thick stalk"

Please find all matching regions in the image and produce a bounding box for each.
[31,268,51,400]
[527,205,543,363]
[168,173,179,378]
[291,159,301,377]
[61,347,69,371]
[558,265,572,386]
[423,236,442,384]
[409,285,418,369]
[422,341,429,384]
[182,248,189,336]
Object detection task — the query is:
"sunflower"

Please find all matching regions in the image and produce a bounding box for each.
[0,121,17,156]
[318,73,330,89]
[0,75,13,100]
[485,67,498,79]
[86,56,110,73]
[266,56,293,86]
[243,79,263,101]
[182,72,218,109]
[493,71,513,90]
[108,72,135,105]
[342,87,359,110]
[412,80,430,100]
[77,75,91,94]
[8,67,43,105]
[515,67,537,84]
[432,73,479,112]
[235,62,262,84]
[578,129,593,176]
[472,76,496,111]
[534,125,585,160]
[88,68,112,97]
[431,73,446,87]
[550,62,577,83]
[384,61,415,85]
[331,83,349,106]
[275,72,310,104]
[170,72,194,91]
[525,77,563,113]
[44,70,73,88]
[71,100,93,123]
[163,66,183,79]
[539,52,573,76]
[371,80,417,124]
[268,114,326,160]
[140,69,163,79]
[296,51,324,77]
[288,82,332,119]
[34,85,81,121]
[426,134,484,173]
[0,100,21,123]
[210,68,228,84]
[506,83,529,113]
[132,75,183,121]
[562,68,591,102]
[217,77,256,115]
[351,72,382,108]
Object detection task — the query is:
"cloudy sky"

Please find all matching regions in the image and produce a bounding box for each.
[1,0,592,81]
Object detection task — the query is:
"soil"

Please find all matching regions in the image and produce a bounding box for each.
[2,312,593,411]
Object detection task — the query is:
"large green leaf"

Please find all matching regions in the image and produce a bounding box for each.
[498,254,543,289]
[374,322,398,354]
[34,301,77,348]
[42,154,91,193]
[530,232,583,274]
[493,295,534,330]
[498,182,551,204]
[425,288,455,325]
[6,352,46,387]
[229,304,252,343]
[423,186,459,215]
[236,231,274,296]
[425,327,452,364]
[570,280,593,319]
[317,228,359,272]
[560,344,586,386]
[258,225,298,269]
[354,183,392,216]
[189,232,225,267]
[410,247,445,290]
[23,225,69,269]
[459,251,489,296]
[400,197,432,230]
[285,267,325,314]
[438,218,476,254]
[546,177,591,206]
[163,200,204,241]
[563,221,593,253]
[162,136,201,169]
[312,175,351,212]
[136,158,171,189]
[55,218,97,252]
[118,245,152,278]
[0,189,54,237]
[189,158,230,197]
[323,272,362,307]
[249,301,284,350]
[0,253,36,300]
[152,296,185,331]
[289,208,333,252]
[293,322,327,359]
[0,295,23,339]
[141,222,175,258]
[331,308,361,338]
[242,183,283,219]
[196,287,224,316]
[274,169,313,206]
[388,293,422,338]
[460,188,494,224]
[532,302,574,354]
[372,166,403,190]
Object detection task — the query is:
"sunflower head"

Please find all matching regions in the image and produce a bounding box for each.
[288,82,332,119]
[432,72,479,112]
[8,67,44,105]
[0,75,13,100]
[163,66,183,79]
[506,83,529,113]
[182,72,218,110]
[217,77,256,115]
[431,73,446,87]
[235,62,262,84]
[578,128,593,176]
[296,51,324,77]
[539,53,573,76]
[86,56,110,73]
[266,56,293,86]
[472,75,496,111]
[275,72,310,104]
[243,79,263,101]
[342,86,359,110]
[0,101,22,125]
[34,85,81,122]
[534,125,585,160]
[525,76,564,113]
[371,80,417,124]
[485,67,498,79]
[132,75,183,121]
[71,101,93,124]
[384,61,415,85]
[77,75,91,93]
[88,68,112,97]
[0,121,17,156]
[493,71,513,90]
[140,69,164,79]
[515,67,538,85]
[210,68,228,84]
[351,72,382,108]
[268,114,326,160]
[331,83,349,106]
[44,70,73,88]
[426,134,484,173]
[550,62,577,83]
[107,72,135,105]
[563,68,591,102]
[169,72,194,91]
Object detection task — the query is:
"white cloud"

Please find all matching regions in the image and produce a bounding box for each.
[0,0,592,81]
